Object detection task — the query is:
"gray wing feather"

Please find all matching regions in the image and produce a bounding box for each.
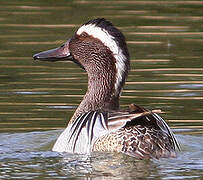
[67,111,109,152]
[152,113,180,151]
[67,111,92,151]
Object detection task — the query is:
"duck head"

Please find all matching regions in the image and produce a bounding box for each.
[33,18,130,101]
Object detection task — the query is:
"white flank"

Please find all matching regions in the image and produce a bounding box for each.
[77,24,127,94]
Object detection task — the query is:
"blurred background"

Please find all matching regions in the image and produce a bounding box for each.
[0,0,203,179]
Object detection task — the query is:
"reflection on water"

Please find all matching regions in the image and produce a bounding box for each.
[0,0,203,179]
[0,131,203,179]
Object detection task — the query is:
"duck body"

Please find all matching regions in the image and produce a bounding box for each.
[33,18,180,159]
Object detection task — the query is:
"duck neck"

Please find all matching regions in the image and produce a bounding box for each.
[70,62,123,123]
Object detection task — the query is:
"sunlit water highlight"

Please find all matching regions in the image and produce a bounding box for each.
[0,131,202,179]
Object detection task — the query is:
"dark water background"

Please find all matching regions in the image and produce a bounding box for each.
[0,0,203,179]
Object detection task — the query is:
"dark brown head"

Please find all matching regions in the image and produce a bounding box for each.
[33,18,130,94]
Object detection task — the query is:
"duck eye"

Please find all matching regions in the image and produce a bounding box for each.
[80,32,88,38]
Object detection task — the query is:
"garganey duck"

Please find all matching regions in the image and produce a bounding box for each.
[33,18,180,159]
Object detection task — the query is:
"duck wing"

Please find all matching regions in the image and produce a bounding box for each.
[52,104,178,154]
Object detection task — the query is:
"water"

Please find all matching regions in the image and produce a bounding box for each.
[0,0,203,179]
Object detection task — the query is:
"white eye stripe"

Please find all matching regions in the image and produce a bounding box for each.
[77,24,128,94]
[77,24,119,54]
